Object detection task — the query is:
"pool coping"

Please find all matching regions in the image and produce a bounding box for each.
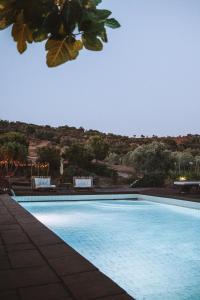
[0,194,134,300]
[13,193,200,210]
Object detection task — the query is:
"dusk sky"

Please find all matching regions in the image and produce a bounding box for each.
[1,0,200,137]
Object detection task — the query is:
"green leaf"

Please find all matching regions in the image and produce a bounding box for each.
[82,0,95,9]
[82,33,103,51]
[46,37,83,67]
[105,18,120,29]
[62,0,82,31]
[95,9,111,20]
[98,28,107,42]
[0,0,120,67]
[94,0,102,5]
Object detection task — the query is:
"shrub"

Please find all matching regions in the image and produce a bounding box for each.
[86,135,109,161]
[37,146,60,176]
[0,132,27,146]
[88,163,118,178]
[62,165,93,182]
[63,144,93,168]
[131,142,174,175]
[130,174,166,188]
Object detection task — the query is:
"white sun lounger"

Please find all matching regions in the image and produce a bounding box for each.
[174,181,200,193]
[73,177,94,189]
[174,181,200,186]
[32,177,56,190]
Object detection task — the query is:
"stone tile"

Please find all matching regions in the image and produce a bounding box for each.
[96,294,134,300]
[3,204,20,210]
[30,232,61,246]
[0,290,19,300]
[0,270,15,290]
[3,199,19,205]
[1,229,30,245]
[0,266,59,290]
[0,224,21,232]
[0,254,10,270]
[9,249,46,268]
[23,224,50,237]
[0,245,6,255]
[63,270,124,300]
[20,283,72,300]
[0,215,16,225]
[6,243,36,253]
[0,207,9,214]
[9,209,31,217]
[39,243,76,259]
[48,253,96,276]
[19,222,45,233]
[14,215,37,225]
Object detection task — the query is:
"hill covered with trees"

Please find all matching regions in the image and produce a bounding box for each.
[0,119,200,186]
[1,119,200,153]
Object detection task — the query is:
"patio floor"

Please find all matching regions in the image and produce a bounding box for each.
[0,194,134,300]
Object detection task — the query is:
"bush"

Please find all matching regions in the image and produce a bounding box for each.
[62,165,94,182]
[63,144,93,168]
[37,146,60,176]
[88,163,118,178]
[130,174,166,188]
[86,135,109,161]
[35,130,55,140]
[131,142,174,175]
[0,132,27,146]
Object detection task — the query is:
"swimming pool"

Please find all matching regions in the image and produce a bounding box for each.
[16,195,200,300]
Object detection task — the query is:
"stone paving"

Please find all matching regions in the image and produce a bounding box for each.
[0,194,134,300]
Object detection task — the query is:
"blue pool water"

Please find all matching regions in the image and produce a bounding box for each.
[20,199,200,300]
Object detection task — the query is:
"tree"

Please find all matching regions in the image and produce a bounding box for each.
[0,133,28,176]
[0,0,120,67]
[131,142,174,175]
[172,151,194,175]
[105,152,120,165]
[86,135,109,161]
[0,142,27,162]
[26,125,36,136]
[0,132,28,162]
[63,143,93,168]
[0,132,28,146]
[37,146,60,175]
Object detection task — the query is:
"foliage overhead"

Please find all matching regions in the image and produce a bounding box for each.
[0,0,120,67]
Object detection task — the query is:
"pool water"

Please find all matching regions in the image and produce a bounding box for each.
[21,199,200,300]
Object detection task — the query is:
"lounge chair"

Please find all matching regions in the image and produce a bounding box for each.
[174,180,200,193]
[73,177,94,189]
[32,177,56,190]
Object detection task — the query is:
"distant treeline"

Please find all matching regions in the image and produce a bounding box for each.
[0,120,200,155]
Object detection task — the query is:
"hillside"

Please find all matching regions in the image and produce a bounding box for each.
[0,120,200,161]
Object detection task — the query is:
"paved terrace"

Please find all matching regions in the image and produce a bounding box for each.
[0,194,134,300]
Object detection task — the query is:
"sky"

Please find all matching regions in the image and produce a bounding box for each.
[1,0,200,137]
